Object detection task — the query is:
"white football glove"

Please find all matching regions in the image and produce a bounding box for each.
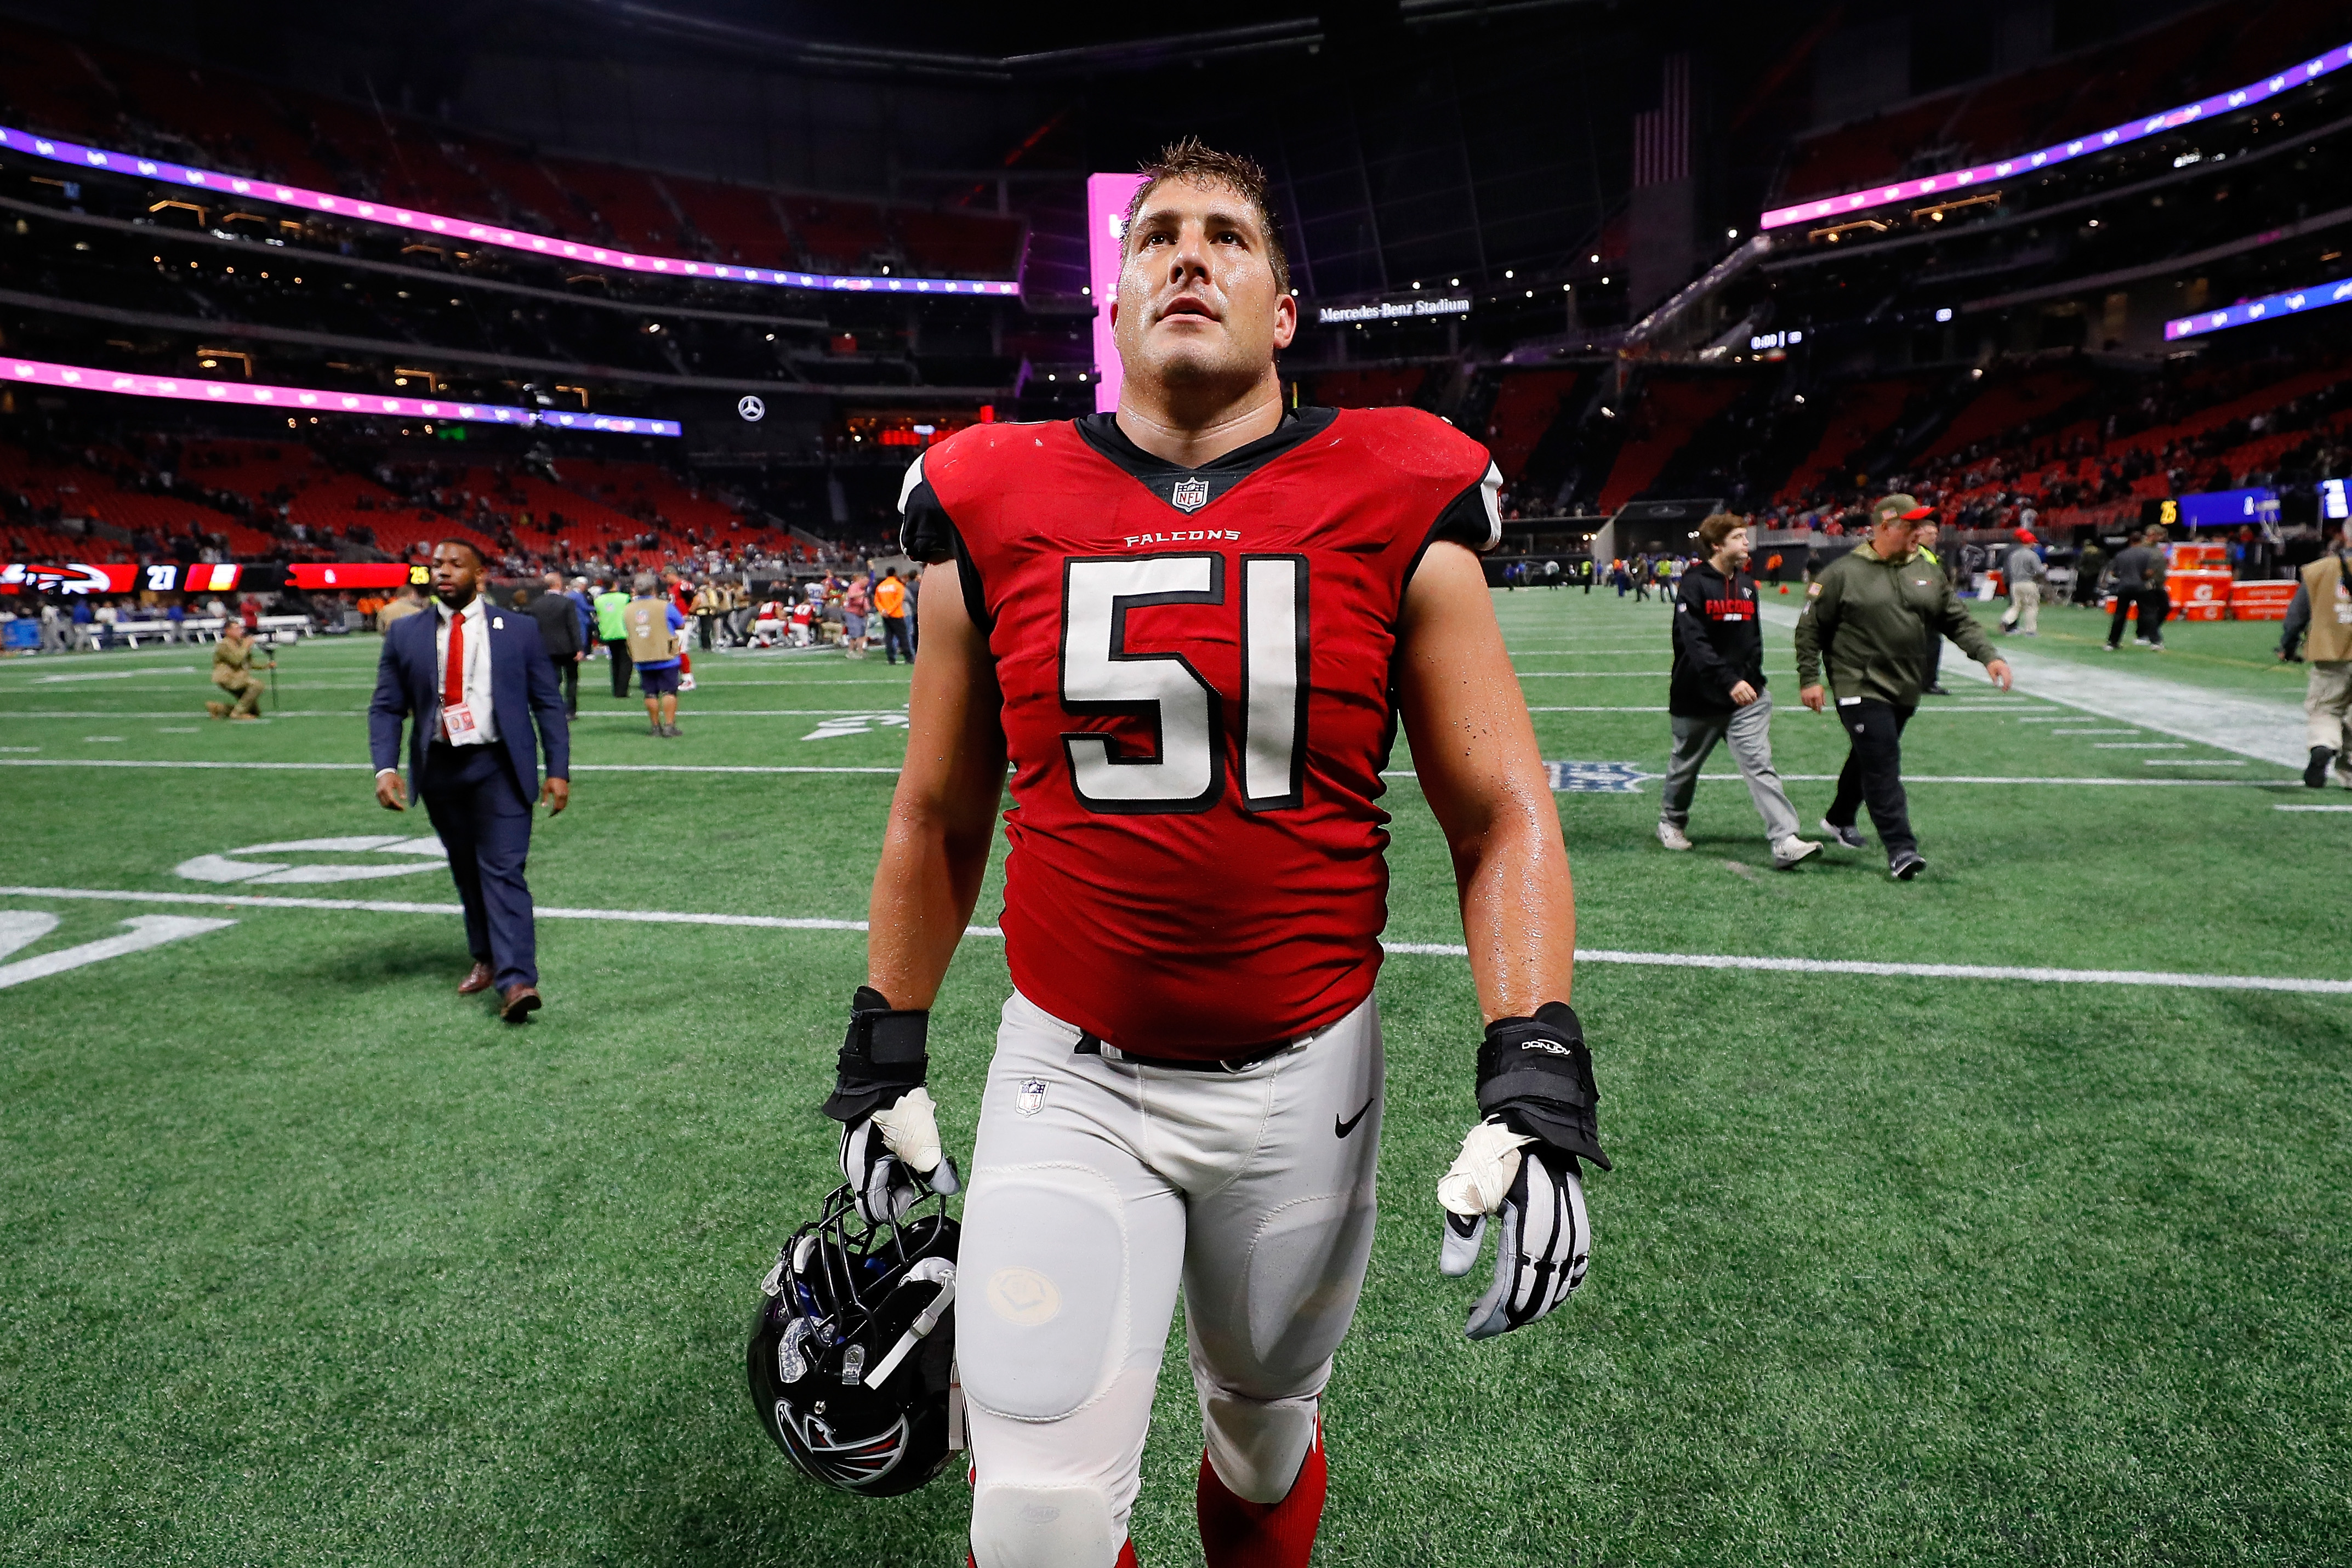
[839,1085,961,1225]
[1438,1116,1590,1340]
[824,987,963,1227]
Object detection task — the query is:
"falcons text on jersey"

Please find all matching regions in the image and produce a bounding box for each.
[899,405,1500,1058]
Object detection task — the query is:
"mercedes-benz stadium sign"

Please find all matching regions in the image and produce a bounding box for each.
[1317,294,1473,324]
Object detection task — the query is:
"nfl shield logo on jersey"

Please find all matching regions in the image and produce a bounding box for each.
[1169,476,1210,513]
[1016,1079,1049,1117]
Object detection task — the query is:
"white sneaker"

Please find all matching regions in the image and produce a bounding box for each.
[1770,836,1822,869]
[1656,820,1693,852]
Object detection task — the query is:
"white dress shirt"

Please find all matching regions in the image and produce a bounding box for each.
[433,595,499,745]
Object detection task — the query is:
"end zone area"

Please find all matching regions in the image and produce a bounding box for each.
[3,590,2346,1565]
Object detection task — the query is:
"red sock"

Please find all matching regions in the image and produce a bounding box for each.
[1196,1428,1326,1568]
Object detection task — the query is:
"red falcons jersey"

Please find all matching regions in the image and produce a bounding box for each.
[900,406,1499,1058]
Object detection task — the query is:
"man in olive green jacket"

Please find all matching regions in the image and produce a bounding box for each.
[1796,494,2013,880]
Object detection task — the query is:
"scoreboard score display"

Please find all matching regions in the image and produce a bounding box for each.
[1,561,429,595]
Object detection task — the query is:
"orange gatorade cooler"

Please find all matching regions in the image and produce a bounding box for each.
[2230,580,2298,621]
[2167,542,2226,569]
[2166,571,2232,613]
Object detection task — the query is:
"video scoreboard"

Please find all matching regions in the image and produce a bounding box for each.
[1,561,429,595]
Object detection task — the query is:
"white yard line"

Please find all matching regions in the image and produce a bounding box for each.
[0,709,906,720]
[0,758,2293,785]
[1,882,2342,995]
[0,758,898,774]
[1695,773,2279,786]
[2277,803,2352,811]
[1755,602,2306,765]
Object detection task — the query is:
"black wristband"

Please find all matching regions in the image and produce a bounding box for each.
[821,985,930,1122]
[1474,1001,1609,1171]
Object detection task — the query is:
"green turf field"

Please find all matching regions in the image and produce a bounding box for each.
[1954,596,2313,701]
[3,590,2347,1567]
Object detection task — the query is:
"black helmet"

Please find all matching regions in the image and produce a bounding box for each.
[748,1182,961,1496]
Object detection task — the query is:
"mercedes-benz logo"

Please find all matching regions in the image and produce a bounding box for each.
[737,395,766,423]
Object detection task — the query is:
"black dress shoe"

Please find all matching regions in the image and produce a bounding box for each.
[458,961,494,995]
[499,984,542,1023]
[1922,684,1951,696]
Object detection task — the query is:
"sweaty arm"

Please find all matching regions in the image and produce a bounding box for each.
[864,558,1007,1008]
[1394,541,1574,1020]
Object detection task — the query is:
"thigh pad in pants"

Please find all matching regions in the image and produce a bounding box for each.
[958,1160,1134,1422]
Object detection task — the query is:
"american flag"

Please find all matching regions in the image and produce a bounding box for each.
[1633,55,1690,187]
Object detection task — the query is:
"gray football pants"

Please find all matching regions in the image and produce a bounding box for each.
[960,988,1383,1568]
[1659,693,1800,842]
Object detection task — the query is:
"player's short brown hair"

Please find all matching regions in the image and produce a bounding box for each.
[1123,137,1291,296]
[1698,512,1747,551]
[434,537,486,567]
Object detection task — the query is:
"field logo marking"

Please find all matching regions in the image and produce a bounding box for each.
[801,712,910,741]
[0,913,235,990]
[1545,761,1653,793]
[175,835,447,886]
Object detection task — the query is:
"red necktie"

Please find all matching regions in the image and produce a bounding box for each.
[441,608,465,738]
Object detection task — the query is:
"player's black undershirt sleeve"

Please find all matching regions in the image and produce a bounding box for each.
[1428,460,1505,555]
[896,452,992,631]
[1402,459,1505,594]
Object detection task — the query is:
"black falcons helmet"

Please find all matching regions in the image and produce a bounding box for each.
[748,1182,960,1496]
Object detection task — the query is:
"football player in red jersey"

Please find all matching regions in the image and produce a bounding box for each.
[822,140,1607,1568]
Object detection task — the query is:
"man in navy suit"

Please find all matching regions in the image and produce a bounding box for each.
[370,539,572,1022]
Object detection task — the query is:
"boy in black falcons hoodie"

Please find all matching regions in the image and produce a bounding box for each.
[1658,513,1821,869]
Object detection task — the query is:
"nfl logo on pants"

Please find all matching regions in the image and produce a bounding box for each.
[1016,1078,1048,1117]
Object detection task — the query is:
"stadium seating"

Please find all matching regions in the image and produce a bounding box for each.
[542,158,681,254]
[1480,370,1584,482]
[1597,378,1745,512]
[1774,379,1921,505]
[1918,369,2097,463]
[1314,368,1428,410]
[894,209,1024,278]
[780,196,892,273]
[0,27,116,140]
[664,174,795,267]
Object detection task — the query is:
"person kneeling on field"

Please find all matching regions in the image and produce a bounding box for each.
[206,620,273,721]
[1658,514,1819,869]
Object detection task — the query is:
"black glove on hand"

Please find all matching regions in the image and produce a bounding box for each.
[1438,1002,1605,1339]
[824,985,960,1224]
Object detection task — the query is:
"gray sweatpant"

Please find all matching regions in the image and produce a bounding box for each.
[1659,693,1801,842]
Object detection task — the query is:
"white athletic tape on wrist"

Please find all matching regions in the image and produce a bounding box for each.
[1438,1119,1535,1217]
[873,1085,943,1174]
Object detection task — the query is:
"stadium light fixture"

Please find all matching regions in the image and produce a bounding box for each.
[1504,269,1514,278]
[0,123,1026,300]
[2166,273,2352,340]
[0,353,682,436]
[1761,41,2352,231]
